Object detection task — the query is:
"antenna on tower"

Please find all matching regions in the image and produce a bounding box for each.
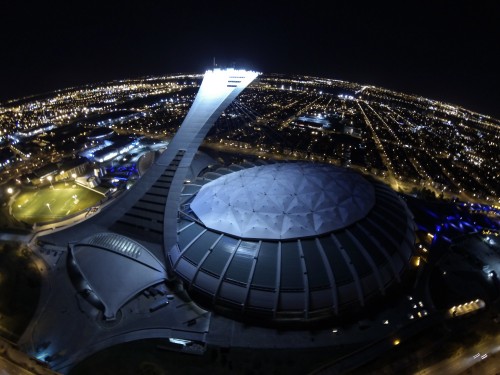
[213,57,216,68]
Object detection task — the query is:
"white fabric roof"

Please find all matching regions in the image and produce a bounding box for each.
[190,163,375,240]
[72,233,167,319]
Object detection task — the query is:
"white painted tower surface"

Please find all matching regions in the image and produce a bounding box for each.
[156,68,260,167]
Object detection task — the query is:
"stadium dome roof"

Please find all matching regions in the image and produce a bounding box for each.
[170,162,416,324]
[190,163,375,240]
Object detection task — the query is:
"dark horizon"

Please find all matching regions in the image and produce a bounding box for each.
[1,2,499,118]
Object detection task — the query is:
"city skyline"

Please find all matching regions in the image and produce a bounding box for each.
[1,2,499,118]
[1,72,498,207]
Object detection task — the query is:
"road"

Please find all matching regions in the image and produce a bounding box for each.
[414,332,500,375]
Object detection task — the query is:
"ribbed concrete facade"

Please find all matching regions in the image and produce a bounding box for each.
[170,162,416,323]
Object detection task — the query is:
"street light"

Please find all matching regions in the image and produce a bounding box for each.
[71,173,77,179]
[6,187,13,195]
[47,175,53,188]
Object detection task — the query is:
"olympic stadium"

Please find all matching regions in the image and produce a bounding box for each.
[172,161,415,323]
[10,68,465,374]
[31,69,415,327]
[47,69,415,326]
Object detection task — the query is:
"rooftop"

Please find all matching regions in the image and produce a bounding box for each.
[190,163,375,240]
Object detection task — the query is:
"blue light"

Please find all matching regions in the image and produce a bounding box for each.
[35,351,50,362]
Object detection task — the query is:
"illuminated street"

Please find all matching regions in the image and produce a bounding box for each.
[415,331,500,375]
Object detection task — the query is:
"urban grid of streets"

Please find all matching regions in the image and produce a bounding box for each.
[1,73,499,207]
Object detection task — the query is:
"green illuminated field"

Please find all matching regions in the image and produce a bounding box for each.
[11,182,103,225]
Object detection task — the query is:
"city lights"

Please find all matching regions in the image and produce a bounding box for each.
[0,68,498,375]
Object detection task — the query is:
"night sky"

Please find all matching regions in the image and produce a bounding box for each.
[1,1,499,118]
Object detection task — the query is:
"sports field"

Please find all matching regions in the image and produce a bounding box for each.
[11,182,103,225]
